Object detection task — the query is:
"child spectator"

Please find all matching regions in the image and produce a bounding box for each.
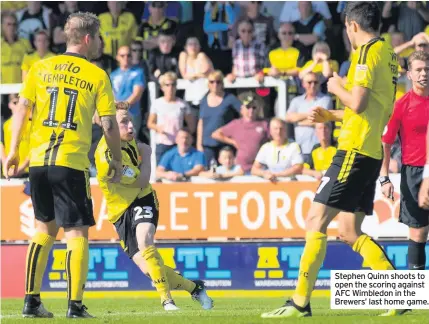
[149,31,180,81]
[199,146,244,179]
[299,41,338,80]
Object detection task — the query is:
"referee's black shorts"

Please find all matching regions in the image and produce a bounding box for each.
[29,166,95,228]
[400,165,429,228]
[313,150,382,215]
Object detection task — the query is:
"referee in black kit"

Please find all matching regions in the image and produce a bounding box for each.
[380,51,429,271]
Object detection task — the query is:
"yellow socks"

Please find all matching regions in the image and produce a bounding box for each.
[142,246,172,303]
[353,234,395,270]
[66,237,89,302]
[164,266,197,293]
[25,232,55,295]
[293,231,327,307]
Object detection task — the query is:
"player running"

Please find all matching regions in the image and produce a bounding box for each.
[262,2,401,318]
[2,12,123,318]
[94,103,213,311]
[381,51,429,270]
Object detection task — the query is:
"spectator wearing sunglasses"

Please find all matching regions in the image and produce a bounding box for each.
[227,19,266,83]
[1,12,32,84]
[197,70,241,167]
[212,91,269,174]
[285,72,332,162]
[111,46,146,135]
[147,72,196,164]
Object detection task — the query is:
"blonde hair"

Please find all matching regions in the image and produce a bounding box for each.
[312,41,331,59]
[270,117,286,127]
[64,12,100,46]
[159,72,178,86]
[208,70,224,81]
[408,50,429,70]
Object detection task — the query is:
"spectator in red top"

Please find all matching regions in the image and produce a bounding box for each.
[380,51,429,271]
[211,91,269,174]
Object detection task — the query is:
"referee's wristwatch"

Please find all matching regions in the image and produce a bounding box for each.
[379,176,391,186]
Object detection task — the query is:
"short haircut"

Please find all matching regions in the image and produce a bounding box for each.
[237,18,254,30]
[344,2,381,33]
[270,117,286,127]
[178,127,191,135]
[158,30,175,38]
[408,51,429,70]
[219,146,235,156]
[208,70,224,81]
[312,41,331,58]
[64,12,100,46]
[2,12,17,23]
[159,72,178,85]
[34,29,49,39]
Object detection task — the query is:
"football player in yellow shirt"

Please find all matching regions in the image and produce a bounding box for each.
[262,2,402,318]
[3,12,123,318]
[95,103,213,311]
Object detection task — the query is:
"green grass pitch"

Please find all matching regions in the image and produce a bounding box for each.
[1,297,428,323]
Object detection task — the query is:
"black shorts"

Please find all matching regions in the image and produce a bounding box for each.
[29,166,95,228]
[313,150,382,215]
[114,191,159,259]
[400,165,429,228]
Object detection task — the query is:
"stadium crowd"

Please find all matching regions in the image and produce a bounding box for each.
[2,1,429,182]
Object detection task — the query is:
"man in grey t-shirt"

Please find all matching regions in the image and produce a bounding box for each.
[285,72,332,162]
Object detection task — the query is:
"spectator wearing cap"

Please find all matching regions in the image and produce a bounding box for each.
[203,1,237,75]
[383,2,429,42]
[197,70,241,166]
[212,91,269,174]
[251,118,304,182]
[1,12,32,84]
[267,23,303,78]
[227,19,266,83]
[147,72,196,164]
[230,1,275,48]
[179,36,214,106]
[137,1,178,59]
[16,1,52,41]
[156,128,205,182]
[292,2,327,63]
[111,46,145,136]
[52,1,79,53]
[21,30,55,80]
[148,31,180,81]
[285,72,332,162]
[99,1,138,57]
[302,122,336,180]
[199,146,244,179]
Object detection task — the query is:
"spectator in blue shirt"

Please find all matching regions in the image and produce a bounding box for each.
[110,46,145,135]
[156,128,206,181]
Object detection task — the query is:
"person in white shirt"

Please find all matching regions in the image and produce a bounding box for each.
[251,118,304,182]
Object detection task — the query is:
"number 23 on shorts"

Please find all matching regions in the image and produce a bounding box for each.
[134,206,153,221]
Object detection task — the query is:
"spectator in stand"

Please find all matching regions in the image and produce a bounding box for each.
[280,1,332,27]
[21,30,55,80]
[16,1,52,41]
[147,72,195,164]
[299,41,338,81]
[156,128,205,181]
[227,19,266,83]
[99,1,138,58]
[179,36,213,106]
[285,72,332,162]
[251,118,304,182]
[141,1,181,22]
[198,70,241,166]
[302,122,336,180]
[90,37,117,74]
[203,1,237,75]
[52,1,79,53]
[267,23,303,78]
[292,2,327,63]
[383,2,429,41]
[137,1,178,59]
[1,12,32,84]
[1,94,31,178]
[394,32,429,56]
[211,91,269,174]
[199,146,244,179]
[262,2,285,31]
[230,1,275,48]
[148,31,180,81]
[130,40,145,68]
[1,1,27,13]
[111,46,145,135]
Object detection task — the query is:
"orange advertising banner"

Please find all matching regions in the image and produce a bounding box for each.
[1,180,404,241]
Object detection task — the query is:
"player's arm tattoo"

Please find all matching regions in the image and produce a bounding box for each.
[100,115,114,131]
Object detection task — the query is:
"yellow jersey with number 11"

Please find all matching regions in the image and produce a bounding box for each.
[19,53,116,171]
[338,37,398,160]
